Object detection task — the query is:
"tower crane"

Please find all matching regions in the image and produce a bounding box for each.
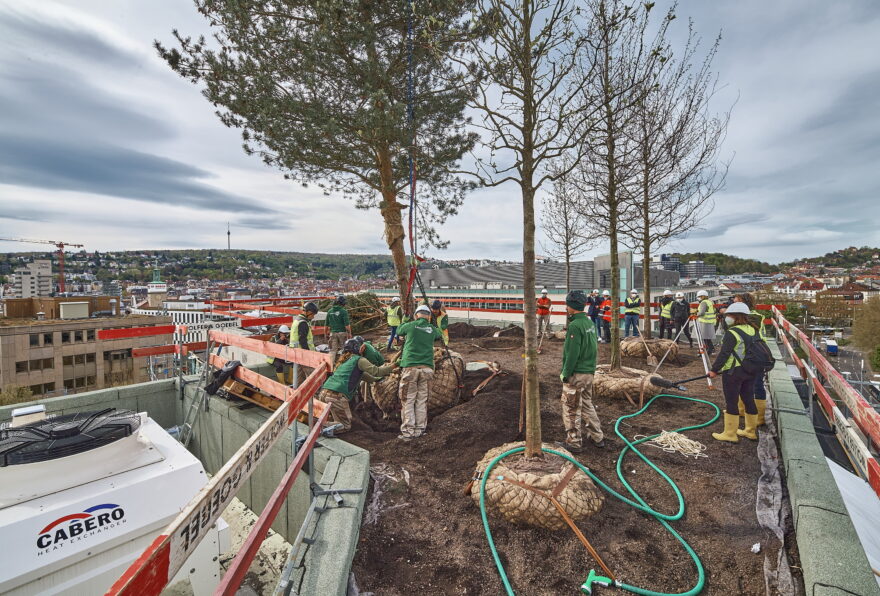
[0,237,85,294]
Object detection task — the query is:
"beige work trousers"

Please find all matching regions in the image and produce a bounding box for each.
[320,389,352,433]
[537,314,551,336]
[399,366,433,438]
[329,331,350,356]
[561,373,603,447]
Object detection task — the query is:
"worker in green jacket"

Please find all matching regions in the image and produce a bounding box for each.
[396,304,442,441]
[557,290,603,453]
[317,337,397,434]
[354,336,385,366]
[386,296,403,350]
[430,299,449,345]
[326,294,352,359]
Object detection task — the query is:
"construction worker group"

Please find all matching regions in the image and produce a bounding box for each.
[279,287,771,451]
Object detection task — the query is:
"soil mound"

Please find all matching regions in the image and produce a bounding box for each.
[447,322,500,339]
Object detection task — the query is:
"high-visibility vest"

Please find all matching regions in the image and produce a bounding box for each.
[266,333,287,364]
[750,309,768,340]
[698,300,716,324]
[386,305,402,326]
[721,324,756,372]
[600,299,613,322]
[660,299,672,319]
[624,297,640,314]
[434,311,449,345]
[289,315,315,350]
[537,297,552,316]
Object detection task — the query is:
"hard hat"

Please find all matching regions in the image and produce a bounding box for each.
[303,301,318,314]
[566,290,588,310]
[592,289,599,294]
[335,294,347,305]
[602,290,610,296]
[696,290,709,298]
[541,289,548,294]
[675,292,684,299]
[663,289,673,296]
[343,336,365,354]
[630,289,638,295]
[415,304,431,315]
[725,302,750,315]
[278,325,290,333]
[391,296,400,302]
[431,299,442,310]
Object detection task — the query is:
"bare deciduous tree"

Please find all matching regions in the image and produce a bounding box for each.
[541,161,594,293]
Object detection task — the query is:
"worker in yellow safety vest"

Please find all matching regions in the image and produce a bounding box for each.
[623,290,641,338]
[289,302,318,384]
[695,290,717,355]
[386,296,403,350]
[658,289,674,339]
[431,300,449,345]
[267,325,292,384]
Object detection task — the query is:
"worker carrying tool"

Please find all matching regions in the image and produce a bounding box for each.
[317,336,398,434]
[386,296,404,350]
[430,299,449,345]
[537,289,552,338]
[598,290,612,343]
[289,301,319,385]
[695,290,717,355]
[556,290,603,454]
[670,292,693,347]
[658,289,674,339]
[623,290,641,338]
[266,325,293,385]
[707,302,774,443]
[326,294,352,359]
[396,304,443,441]
[587,289,601,333]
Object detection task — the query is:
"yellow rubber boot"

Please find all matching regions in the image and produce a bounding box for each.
[712,413,740,443]
[275,372,286,384]
[755,399,767,427]
[737,413,759,440]
[285,368,294,385]
[737,398,745,417]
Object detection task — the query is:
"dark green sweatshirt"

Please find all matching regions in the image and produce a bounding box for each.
[561,312,598,379]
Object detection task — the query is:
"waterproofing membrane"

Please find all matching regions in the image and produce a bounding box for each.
[826,458,880,588]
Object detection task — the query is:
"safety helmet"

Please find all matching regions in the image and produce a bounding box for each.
[335,294,346,305]
[630,289,638,295]
[343,336,365,354]
[541,289,548,294]
[696,290,709,298]
[663,289,673,296]
[391,296,400,303]
[592,289,599,294]
[675,292,684,299]
[431,299,442,310]
[278,325,290,334]
[725,302,750,315]
[415,304,431,316]
[303,301,318,314]
[602,290,611,296]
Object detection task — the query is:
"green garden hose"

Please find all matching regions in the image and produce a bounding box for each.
[478,393,721,595]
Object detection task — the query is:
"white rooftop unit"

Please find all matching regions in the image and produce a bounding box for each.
[58,302,89,320]
[0,409,228,595]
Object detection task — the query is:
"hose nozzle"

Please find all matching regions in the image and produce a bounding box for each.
[580,569,612,594]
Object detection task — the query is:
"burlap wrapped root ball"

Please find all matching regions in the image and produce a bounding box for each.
[470,441,603,530]
[620,337,678,361]
[592,364,668,402]
[371,348,465,418]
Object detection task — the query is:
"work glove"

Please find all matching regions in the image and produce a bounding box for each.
[560,374,569,383]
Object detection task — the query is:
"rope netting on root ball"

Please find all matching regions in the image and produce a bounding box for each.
[620,337,679,361]
[592,365,669,408]
[370,348,466,418]
[470,441,604,530]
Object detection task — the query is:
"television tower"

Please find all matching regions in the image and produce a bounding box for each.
[227,222,231,250]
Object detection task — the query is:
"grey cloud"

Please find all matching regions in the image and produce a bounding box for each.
[237,215,293,231]
[684,214,755,240]
[0,134,276,214]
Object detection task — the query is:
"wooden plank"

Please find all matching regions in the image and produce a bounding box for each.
[208,330,332,369]
[131,341,208,358]
[223,380,282,412]
[97,325,176,340]
[239,316,293,328]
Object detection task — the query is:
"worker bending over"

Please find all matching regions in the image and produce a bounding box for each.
[267,325,293,384]
[396,304,443,441]
[695,290,717,355]
[430,300,449,345]
[670,292,693,347]
[707,302,763,442]
[658,289,674,339]
[386,296,403,350]
[623,290,641,337]
[318,337,397,434]
[598,290,612,343]
[289,301,319,384]
[537,289,552,337]
[557,290,604,453]
[326,294,352,359]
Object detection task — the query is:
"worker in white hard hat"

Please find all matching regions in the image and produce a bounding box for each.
[658,289,674,340]
[587,289,601,333]
[396,304,442,441]
[598,290,613,343]
[386,296,404,351]
[537,289,552,338]
[670,292,693,347]
[623,289,641,338]
[695,290,717,355]
[267,325,293,384]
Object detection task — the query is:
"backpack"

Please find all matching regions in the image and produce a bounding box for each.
[729,328,775,375]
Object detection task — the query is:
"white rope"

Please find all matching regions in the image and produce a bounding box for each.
[634,431,708,459]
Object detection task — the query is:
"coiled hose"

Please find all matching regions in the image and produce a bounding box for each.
[479,393,720,595]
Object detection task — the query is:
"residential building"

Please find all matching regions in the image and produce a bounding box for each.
[0,315,173,398]
[12,260,53,298]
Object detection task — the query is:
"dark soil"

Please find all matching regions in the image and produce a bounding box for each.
[349,329,801,595]
[448,322,501,339]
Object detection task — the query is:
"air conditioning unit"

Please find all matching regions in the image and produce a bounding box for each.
[0,408,228,595]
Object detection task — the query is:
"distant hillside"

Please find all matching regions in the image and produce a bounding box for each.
[0,249,395,282]
[670,252,775,275]
[780,246,880,269]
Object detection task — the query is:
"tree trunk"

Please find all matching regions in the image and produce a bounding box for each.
[604,48,621,371]
[642,169,652,338]
[565,248,571,295]
[376,146,410,311]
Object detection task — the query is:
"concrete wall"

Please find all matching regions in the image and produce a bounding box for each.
[767,341,880,596]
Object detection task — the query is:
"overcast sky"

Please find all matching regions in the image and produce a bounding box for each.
[1,0,878,264]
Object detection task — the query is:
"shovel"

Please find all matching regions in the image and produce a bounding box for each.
[650,374,709,392]
[638,333,659,367]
